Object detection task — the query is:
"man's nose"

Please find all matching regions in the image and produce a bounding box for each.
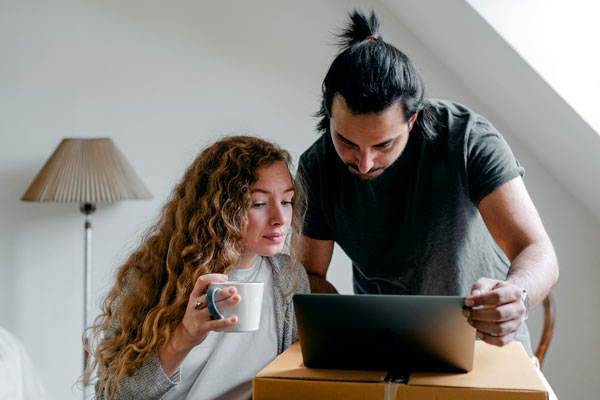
[356,149,374,174]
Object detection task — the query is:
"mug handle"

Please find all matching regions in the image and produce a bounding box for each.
[206,286,225,320]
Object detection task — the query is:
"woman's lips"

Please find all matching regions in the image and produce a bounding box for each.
[263,233,285,243]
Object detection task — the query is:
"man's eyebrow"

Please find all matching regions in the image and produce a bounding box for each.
[335,132,358,146]
[335,131,399,147]
[374,137,397,147]
[251,187,295,194]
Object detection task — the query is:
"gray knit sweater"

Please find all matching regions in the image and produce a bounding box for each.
[97,254,310,399]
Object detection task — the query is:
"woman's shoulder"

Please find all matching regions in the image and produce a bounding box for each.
[268,254,301,277]
[267,254,310,294]
[269,253,291,269]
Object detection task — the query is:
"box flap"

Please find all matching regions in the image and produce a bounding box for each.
[256,342,387,382]
[408,341,546,392]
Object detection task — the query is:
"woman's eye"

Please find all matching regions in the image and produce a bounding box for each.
[282,201,293,207]
[252,203,266,208]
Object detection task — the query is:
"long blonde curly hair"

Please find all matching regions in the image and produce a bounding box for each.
[84,136,305,399]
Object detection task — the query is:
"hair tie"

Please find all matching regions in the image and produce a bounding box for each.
[366,35,377,40]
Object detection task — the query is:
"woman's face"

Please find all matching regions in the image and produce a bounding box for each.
[239,161,294,269]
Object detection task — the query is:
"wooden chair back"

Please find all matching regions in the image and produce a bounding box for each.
[534,292,556,369]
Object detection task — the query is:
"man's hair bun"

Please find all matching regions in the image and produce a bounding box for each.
[336,10,381,49]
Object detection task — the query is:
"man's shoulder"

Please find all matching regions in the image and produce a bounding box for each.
[427,98,480,127]
[428,98,476,116]
[299,134,332,167]
[425,98,496,145]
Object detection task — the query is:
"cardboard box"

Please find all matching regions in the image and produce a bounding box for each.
[254,341,548,399]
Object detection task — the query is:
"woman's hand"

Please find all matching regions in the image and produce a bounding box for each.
[159,274,240,377]
[178,274,241,346]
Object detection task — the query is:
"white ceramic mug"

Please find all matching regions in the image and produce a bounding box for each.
[206,282,264,332]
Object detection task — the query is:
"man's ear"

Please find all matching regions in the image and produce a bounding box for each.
[408,113,418,131]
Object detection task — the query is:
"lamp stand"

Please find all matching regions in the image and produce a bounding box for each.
[80,203,96,400]
[20,138,152,399]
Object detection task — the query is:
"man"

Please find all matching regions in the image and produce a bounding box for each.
[297,10,559,357]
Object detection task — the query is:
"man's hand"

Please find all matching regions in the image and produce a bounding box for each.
[464,277,527,346]
[472,177,558,346]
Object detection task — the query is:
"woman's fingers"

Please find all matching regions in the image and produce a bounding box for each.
[193,292,241,315]
[212,286,239,302]
[189,286,239,311]
[178,280,242,347]
[181,298,239,339]
[182,275,244,341]
[190,273,228,298]
[189,293,241,325]
[206,316,238,331]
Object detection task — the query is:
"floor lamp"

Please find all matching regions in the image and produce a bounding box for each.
[21,138,152,399]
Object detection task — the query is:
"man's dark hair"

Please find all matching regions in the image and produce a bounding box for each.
[316,10,437,140]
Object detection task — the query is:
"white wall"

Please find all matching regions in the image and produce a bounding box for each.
[0,1,597,399]
[468,0,600,137]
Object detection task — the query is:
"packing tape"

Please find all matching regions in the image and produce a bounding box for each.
[384,382,399,400]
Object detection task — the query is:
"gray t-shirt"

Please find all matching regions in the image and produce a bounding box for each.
[298,99,533,355]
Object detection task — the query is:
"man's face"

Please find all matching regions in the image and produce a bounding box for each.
[329,95,417,180]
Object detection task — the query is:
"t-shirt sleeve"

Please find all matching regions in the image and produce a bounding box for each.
[297,153,334,240]
[466,115,525,205]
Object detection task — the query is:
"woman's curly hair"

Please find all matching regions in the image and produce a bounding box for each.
[84,136,305,399]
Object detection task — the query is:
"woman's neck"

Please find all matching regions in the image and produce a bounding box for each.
[237,253,258,269]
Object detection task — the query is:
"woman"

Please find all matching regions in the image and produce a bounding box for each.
[85,136,310,399]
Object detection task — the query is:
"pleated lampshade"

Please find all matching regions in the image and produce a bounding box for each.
[21,138,152,203]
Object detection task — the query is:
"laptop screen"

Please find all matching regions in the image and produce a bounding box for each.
[293,294,475,372]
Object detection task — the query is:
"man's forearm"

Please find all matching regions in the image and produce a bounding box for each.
[506,240,559,309]
[307,273,339,293]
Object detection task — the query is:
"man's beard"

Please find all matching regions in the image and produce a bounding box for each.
[345,163,385,180]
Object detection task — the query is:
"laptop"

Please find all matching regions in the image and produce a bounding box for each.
[293,294,476,373]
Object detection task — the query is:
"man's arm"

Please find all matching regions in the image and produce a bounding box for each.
[300,235,338,293]
[465,176,559,346]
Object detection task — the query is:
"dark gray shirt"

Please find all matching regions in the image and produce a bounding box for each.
[298,99,532,355]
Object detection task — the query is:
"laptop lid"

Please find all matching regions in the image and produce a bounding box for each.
[293,294,476,373]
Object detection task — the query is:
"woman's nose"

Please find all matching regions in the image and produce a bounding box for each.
[270,204,286,225]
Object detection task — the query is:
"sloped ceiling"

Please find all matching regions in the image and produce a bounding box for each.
[380,0,600,222]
